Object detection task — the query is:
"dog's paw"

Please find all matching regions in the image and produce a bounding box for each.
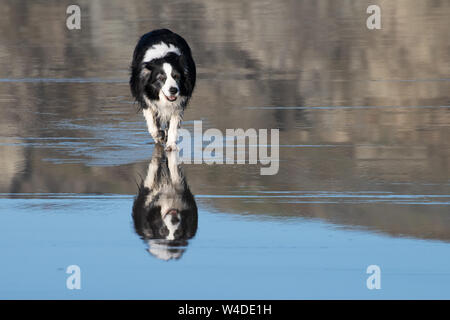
[153,130,166,145]
[165,143,178,152]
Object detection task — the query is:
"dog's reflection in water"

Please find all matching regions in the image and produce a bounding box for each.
[132,145,198,260]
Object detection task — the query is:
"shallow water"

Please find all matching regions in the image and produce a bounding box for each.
[0,0,449,299]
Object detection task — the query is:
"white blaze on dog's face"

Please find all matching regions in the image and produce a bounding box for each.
[162,209,181,241]
[160,63,180,102]
[157,193,186,240]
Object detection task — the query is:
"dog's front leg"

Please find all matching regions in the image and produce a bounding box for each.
[167,150,182,185]
[165,114,181,152]
[142,145,164,208]
[143,108,165,144]
[144,144,164,190]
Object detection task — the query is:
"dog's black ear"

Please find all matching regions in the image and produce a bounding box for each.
[141,62,154,78]
[130,62,155,105]
[132,191,155,239]
[130,62,152,103]
[142,226,154,238]
[178,54,196,95]
[180,190,198,239]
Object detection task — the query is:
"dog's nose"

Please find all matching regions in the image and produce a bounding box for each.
[169,87,178,95]
[171,216,180,224]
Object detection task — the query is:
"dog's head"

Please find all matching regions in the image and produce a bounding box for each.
[131,52,195,106]
[133,202,198,241]
[132,191,198,261]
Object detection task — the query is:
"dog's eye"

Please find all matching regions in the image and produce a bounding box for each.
[157,74,166,81]
[173,74,180,80]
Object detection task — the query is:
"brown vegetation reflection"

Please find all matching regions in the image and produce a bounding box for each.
[0,0,449,241]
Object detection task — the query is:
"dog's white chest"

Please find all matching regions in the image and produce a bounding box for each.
[143,94,185,125]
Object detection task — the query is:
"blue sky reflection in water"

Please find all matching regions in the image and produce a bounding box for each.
[1,194,450,299]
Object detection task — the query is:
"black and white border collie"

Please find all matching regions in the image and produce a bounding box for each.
[132,144,198,260]
[130,29,196,151]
